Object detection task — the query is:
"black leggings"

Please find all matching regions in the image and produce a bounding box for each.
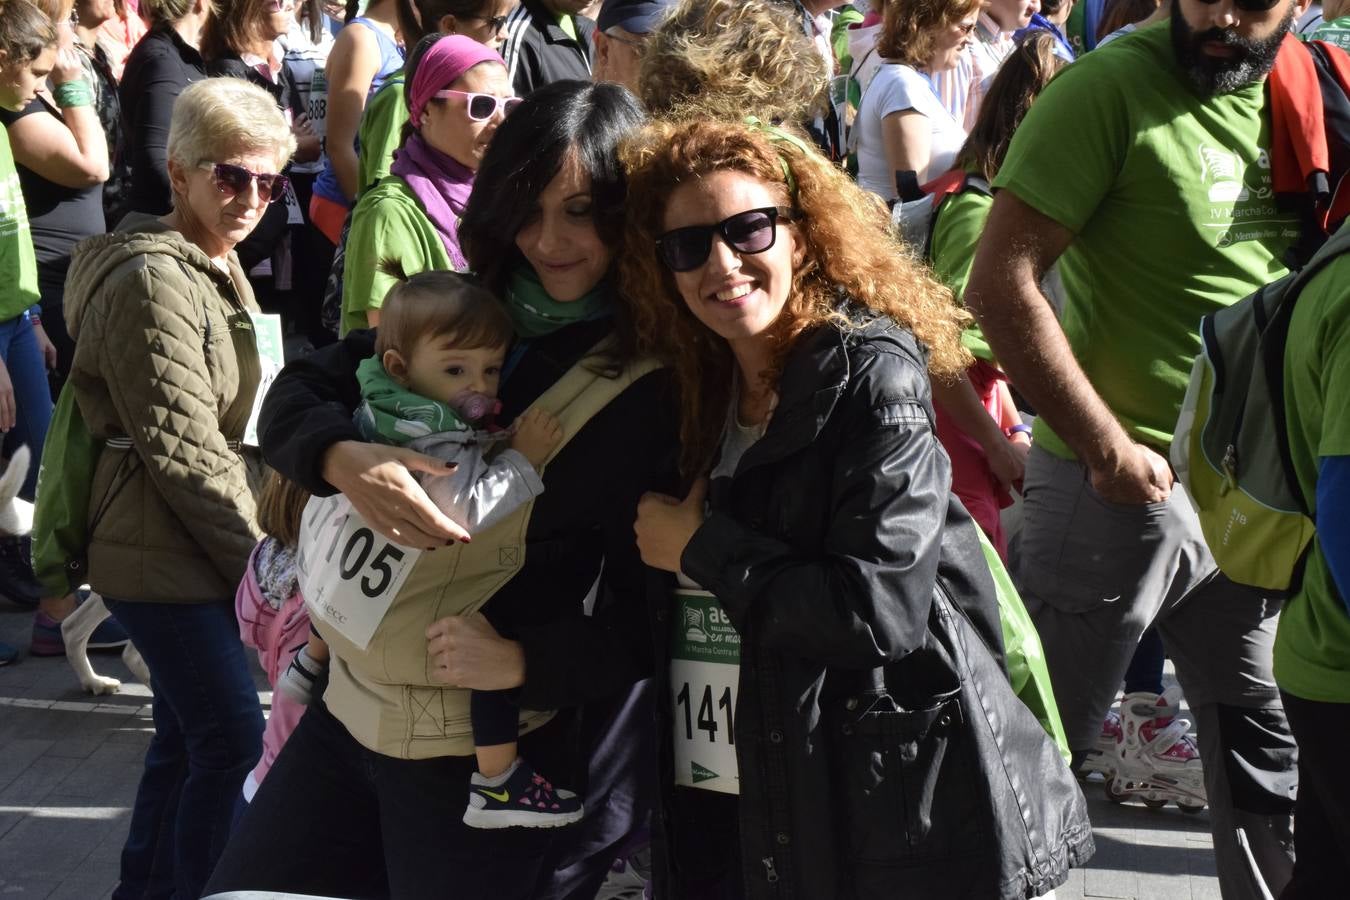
[204,701,580,900]
[1279,691,1350,898]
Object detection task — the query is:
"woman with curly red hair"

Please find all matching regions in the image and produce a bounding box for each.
[624,116,1092,898]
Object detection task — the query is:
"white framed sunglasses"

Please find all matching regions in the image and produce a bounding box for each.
[432,90,523,121]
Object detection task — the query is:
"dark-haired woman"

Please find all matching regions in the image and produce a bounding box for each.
[926,31,1066,559]
[356,0,512,192]
[341,32,511,333]
[205,79,676,899]
[118,0,211,217]
[203,0,306,274]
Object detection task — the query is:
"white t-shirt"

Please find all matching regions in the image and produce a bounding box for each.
[855,63,967,201]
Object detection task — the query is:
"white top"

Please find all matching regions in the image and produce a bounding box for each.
[1097,22,1138,46]
[855,63,967,201]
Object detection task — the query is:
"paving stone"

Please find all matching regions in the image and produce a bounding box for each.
[0,605,1232,899]
[0,755,82,808]
[0,740,55,794]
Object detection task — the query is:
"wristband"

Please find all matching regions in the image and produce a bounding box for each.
[1006,423,1033,437]
[54,80,93,108]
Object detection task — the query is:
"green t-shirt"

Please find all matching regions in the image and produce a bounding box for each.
[0,129,39,321]
[930,183,996,363]
[341,175,453,336]
[1274,251,1350,702]
[1307,15,1350,51]
[993,23,1298,459]
[358,69,408,195]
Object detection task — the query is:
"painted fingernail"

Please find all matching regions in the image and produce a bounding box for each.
[460,537,471,544]
[445,461,458,470]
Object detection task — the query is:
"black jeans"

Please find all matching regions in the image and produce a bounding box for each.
[204,699,581,899]
[1280,691,1350,898]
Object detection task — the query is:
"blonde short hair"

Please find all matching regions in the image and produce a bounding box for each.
[167,78,296,172]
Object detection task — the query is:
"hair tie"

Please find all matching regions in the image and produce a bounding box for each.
[744,116,812,202]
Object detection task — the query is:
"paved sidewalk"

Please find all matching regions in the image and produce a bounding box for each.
[0,603,1221,899]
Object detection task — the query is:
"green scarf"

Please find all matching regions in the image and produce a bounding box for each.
[354,356,469,444]
[505,265,611,339]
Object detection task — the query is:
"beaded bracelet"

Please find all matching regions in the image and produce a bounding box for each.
[53,80,93,109]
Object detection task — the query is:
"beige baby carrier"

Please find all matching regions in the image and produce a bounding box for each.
[316,345,661,758]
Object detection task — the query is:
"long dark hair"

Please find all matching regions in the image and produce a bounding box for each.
[397,0,495,48]
[459,80,646,299]
[952,32,1066,182]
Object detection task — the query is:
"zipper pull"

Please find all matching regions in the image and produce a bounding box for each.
[1220,444,1238,495]
[762,857,780,884]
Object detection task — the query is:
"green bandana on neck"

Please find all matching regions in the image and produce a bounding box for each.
[505,265,611,339]
[355,356,469,443]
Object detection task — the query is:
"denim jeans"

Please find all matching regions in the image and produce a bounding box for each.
[103,597,263,900]
[0,309,53,500]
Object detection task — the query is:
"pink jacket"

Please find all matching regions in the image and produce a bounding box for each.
[235,540,310,798]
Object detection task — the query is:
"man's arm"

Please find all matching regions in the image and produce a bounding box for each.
[964,189,1173,505]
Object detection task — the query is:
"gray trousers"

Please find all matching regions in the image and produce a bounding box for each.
[1014,447,1298,900]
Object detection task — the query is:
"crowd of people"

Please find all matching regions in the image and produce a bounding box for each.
[0,0,1346,897]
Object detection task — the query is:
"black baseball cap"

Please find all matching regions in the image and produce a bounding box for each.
[596,0,675,34]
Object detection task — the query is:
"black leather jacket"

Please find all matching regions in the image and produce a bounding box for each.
[655,309,1092,899]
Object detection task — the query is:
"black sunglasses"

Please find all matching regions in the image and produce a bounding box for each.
[208,163,289,204]
[656,206,799,273]
[473,12,509,30]
[1195,0,1281,9]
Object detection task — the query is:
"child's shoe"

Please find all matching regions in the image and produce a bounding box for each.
[278,645,326,706]
[463,758,584,829]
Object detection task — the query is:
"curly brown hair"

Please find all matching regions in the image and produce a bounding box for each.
[638,0,828,122]
[878,0,982,67]
[619,117,972,474]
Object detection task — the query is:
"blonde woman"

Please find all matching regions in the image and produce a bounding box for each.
[63,77,294,900]
[623,117,1092,898]
[854,0,981,199]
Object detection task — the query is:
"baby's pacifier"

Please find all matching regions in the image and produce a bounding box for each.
[452,390,502,426]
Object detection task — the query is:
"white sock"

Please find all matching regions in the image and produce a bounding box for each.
[475,757,521,786]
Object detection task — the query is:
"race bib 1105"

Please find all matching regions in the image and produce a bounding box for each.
[297,494,421,649]
[671,588,741,794]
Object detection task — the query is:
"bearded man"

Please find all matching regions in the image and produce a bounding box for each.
[962,1,1325,897]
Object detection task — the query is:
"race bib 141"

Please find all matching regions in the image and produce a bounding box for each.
[297,494,422,650]
[671,588,741,794]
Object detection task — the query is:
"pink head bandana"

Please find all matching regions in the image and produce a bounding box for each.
[408,35,507,126]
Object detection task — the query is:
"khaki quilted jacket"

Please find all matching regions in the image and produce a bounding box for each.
[65,214,263,603]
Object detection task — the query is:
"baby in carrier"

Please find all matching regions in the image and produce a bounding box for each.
[284,269,579,829]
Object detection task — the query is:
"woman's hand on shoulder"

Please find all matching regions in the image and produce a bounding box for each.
[634,478,708,573]
[320,440,470,548]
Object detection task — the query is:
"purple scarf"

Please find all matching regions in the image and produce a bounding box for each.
[390,133,474,269]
